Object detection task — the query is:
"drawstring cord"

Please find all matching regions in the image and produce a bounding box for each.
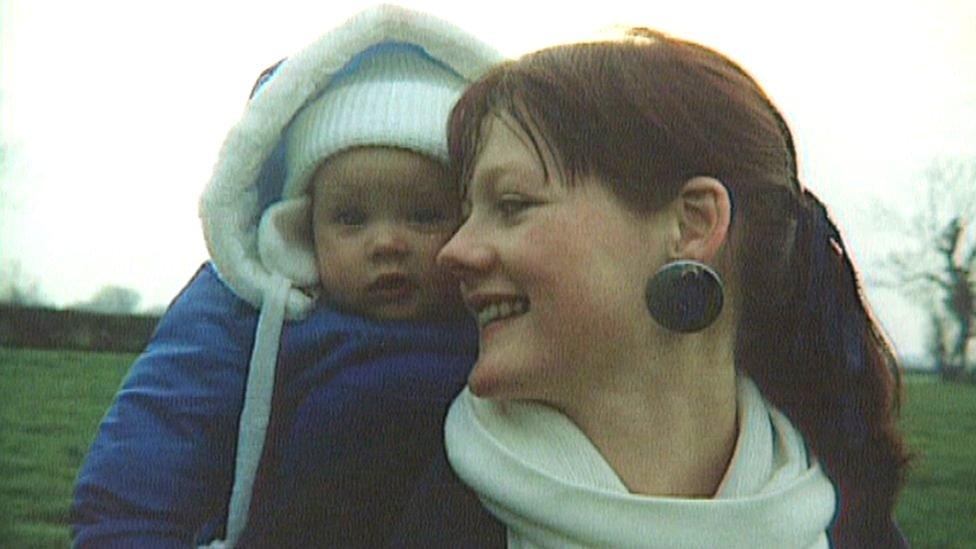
[203,273,290,548]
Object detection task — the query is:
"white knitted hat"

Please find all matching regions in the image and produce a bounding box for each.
[282,44,467,199]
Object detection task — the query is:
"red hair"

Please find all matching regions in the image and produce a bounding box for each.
[449,29,909,546]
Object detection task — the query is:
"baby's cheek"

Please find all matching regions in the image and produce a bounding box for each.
[433,267,464,299]
[428,269,465,316]
[418,231,467,315]
[423,234,457,276]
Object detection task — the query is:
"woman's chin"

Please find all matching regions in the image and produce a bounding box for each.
[467,359,519,399]
[466,367,498,398]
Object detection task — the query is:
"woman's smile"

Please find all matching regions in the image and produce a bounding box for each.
[464,293,530,329]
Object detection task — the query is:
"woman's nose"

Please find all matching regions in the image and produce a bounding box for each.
[437,222,494,277]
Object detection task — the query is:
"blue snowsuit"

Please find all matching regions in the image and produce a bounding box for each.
[71,263,477,546]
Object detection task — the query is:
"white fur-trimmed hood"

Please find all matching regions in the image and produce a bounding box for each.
[199,5,504,319]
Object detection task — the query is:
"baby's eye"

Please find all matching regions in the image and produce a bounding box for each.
[333,209,366,226]
[409,208,447,225]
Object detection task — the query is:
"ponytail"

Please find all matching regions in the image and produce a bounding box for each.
[736,187,910,547]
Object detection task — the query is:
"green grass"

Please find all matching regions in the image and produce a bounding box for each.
[896,375,976,547]
[0,348,135,548]
[0,348,974,547]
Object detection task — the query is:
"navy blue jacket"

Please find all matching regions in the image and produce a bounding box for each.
[71,263,479,547]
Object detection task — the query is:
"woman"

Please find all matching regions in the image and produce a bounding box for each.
[413,28,908,547]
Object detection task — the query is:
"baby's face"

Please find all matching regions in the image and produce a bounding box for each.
[311,146,465,321]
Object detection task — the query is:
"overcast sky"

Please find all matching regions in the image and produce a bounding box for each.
[1,0,974,358]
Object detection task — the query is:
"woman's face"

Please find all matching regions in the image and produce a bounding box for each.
[437,115,672,402]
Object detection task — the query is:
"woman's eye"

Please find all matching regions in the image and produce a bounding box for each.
[334,210,365,226]
[409,208,446,225]
[496,195,535,218]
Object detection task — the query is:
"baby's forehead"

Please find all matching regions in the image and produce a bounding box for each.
[312,169,459,205]
[312,146,452,186]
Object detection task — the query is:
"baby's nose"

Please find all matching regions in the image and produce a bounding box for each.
[370,225,410,258]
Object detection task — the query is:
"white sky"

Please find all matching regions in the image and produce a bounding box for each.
[1,0,974,358]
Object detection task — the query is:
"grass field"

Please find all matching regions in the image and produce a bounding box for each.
[1,347,974,548]
[0,348,135,548]
[895,377,976,547]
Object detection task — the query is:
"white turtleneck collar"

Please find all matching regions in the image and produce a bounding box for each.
[444,375,836,548]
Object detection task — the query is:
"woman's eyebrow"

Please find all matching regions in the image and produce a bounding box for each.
[470,165,547,197]
[469,165,506,196]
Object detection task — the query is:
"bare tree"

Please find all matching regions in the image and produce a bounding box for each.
[0,261,47,307]
[74,285,142,315]
[876,158,975,380]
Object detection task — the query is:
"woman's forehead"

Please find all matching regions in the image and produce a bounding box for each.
[466,112,563,192]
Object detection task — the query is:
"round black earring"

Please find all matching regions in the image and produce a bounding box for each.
[645,260,724,333]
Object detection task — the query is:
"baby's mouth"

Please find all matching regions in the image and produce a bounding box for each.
[368,274,416,300]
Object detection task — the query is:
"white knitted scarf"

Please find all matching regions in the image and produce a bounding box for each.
[444,376,837,548]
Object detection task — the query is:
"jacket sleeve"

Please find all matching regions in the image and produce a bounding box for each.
[70,263,258,548]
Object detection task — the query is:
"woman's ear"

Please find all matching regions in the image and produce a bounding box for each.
[671,176,731,262]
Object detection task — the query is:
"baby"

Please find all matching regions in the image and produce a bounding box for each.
[71,7,501,548]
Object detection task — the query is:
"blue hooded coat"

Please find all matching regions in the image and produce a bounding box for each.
[72,263,479,547]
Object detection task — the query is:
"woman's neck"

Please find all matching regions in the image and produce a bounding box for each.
[556,333,739,497]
